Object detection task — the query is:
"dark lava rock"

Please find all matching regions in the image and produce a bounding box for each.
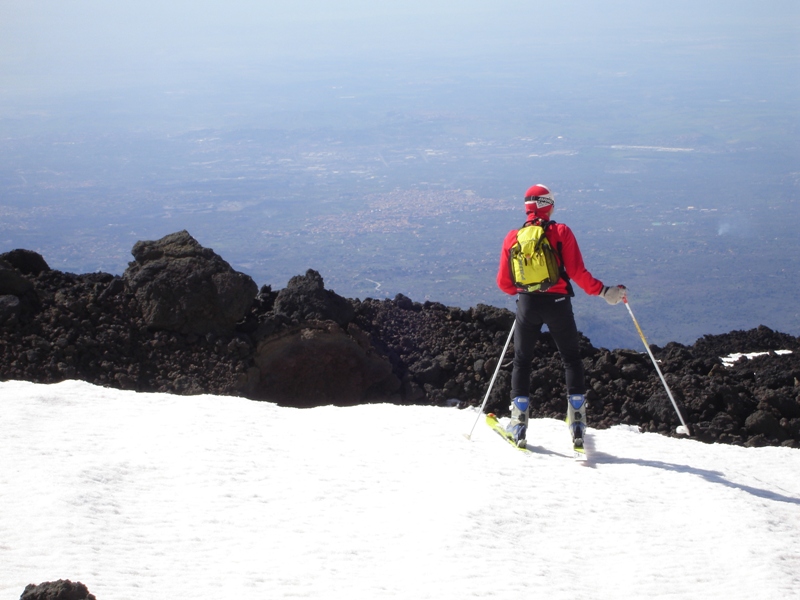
[0,249,49,323]
[1,233,800,449]
[250,320,399,406]
[123,230,258,335]
[273,269,355,327]
[20,579,96,600]
[0,258,34,295]
[1,249,51,276]
[744,410,788,442]
[0,294,22,325]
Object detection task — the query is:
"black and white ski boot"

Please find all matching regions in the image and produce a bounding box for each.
[505,396,530,448]
[567,394,587,448]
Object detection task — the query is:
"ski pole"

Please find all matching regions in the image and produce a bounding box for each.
[464,320,516,440]
[623,297,690,436]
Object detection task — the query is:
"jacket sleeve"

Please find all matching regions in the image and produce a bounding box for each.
[556,224,605,296]
[496,229,520,295]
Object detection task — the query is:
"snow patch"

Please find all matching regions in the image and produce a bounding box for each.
[721,349,793,367]
[609,424,643,434]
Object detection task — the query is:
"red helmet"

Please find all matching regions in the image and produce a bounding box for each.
[524,184,554,218]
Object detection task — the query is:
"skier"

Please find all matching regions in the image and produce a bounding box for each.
[496,184,626,449]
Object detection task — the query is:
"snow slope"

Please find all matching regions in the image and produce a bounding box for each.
[1,380,799,600]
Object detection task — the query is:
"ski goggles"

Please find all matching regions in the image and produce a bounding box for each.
[524,195,554,209]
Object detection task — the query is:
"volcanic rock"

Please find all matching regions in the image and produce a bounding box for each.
[0,258,34,296]
[273,269,355,326]
[1,249,51,276]
[744,410,788,441]
[0,294,22,325]
[0,250,49,326]
[250,320,398,406]
[123,230,257,335]
[20,579,96,600]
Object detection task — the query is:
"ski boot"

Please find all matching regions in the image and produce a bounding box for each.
[567,394,587,448]
[505,396,530,448]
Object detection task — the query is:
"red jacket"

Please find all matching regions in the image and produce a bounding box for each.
[497,220,605,297]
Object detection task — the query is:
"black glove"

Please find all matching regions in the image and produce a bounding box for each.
[601,285,627,305]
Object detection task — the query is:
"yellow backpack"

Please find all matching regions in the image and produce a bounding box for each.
[509,220,561,292]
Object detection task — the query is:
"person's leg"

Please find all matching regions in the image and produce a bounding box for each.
[510,294,544,398]
[542,296,585,395]
[508,294,544,445]
[542,296,587,444]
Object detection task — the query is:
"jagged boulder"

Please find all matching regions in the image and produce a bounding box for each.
[0,256,42,325]
[250,320,399,406]
[0,294,22,325]
[20,579,96,600]
[0,258,34,296]
[123,230,257,335]
[273,269,354,326]
[470,303,515,330]
[744,409,788,442]
[1,249,50,276]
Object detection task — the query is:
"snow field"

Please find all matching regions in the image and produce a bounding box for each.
[1,380,799,600]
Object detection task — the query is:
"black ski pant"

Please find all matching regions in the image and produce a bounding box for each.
[511,293,586,400]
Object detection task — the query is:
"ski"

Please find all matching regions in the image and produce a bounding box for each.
[485,413,529,452]
[572,439,587,461]
[486,412,588,461]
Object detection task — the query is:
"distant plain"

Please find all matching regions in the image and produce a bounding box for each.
[1,3,798,349]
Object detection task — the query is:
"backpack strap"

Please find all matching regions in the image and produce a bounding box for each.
[523,217,548,228]
[556,240,575,297]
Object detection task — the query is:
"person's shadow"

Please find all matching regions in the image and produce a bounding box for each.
[587,442,800,506]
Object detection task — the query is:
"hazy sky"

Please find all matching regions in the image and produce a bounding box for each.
[2,0,797,96]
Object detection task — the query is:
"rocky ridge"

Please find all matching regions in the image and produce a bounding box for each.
[1,231,799,449]
[19,580,96,600]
